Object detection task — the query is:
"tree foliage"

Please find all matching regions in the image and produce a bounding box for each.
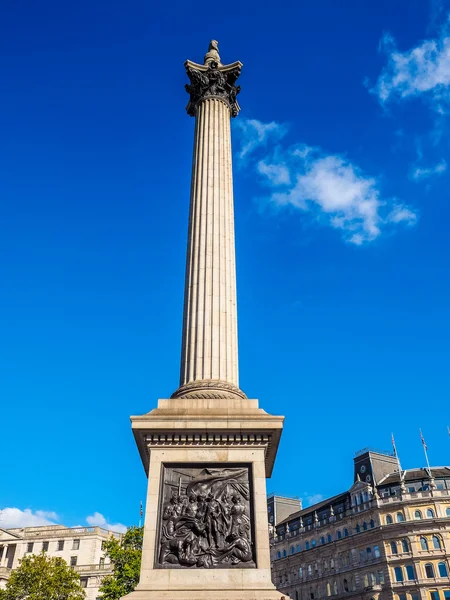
[0,553,85,600]
[98,526,143,600]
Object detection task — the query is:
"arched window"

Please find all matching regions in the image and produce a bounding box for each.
[396,512,405,522]
[343,578,349,592]
[297,544,301,552]
[310,587,315,600]
[333,581,338,595]
[374,545,380,558]
[432,536,441,550]
[420,537,429,551]
[321,536,325,545]
[438,562,448,577]
[305,541,310,550]
[311,539,316,547]
[298,566,303,578]
[277,551,281,559]
[283,549,287,557]
[370,519,375,528]
[344,528,349,537]
[414,510,422,520]
[369,573,376,586]
[308,565,312,576]
[386,514,393,524]
[366,547,372,558]
[394,566,404,582]
[363,521,368,531]
[406,565,416,580]
[330,558,335,569]
[356,524,361,533]
[425,563,435,578]
[402,539,409,552]
[327,534,332,543]
[326,583,331,597]
[446,507,450,517]
[426,508,435,518]
[391,541,398,555]
[337,530,342,540]
[291,546,295,554]
[363,574,369,588]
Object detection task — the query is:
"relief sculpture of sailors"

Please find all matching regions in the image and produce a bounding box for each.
[157,467,255,569]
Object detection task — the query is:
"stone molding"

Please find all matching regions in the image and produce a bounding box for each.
[145,433,271,446]
[171,380,247,400]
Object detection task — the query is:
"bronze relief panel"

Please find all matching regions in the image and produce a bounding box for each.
[155,464,256,569]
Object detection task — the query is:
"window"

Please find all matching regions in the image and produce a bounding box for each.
[57,540,64,551]
[433,536,442,550]
[308,565,312,576]
[438,563,448,577]
[305,541,310,550]
[414,510,422,520]
[444,592,450,600]
[363,522,368,531]
[321,537,326,545]
[425,564,435,578]
[333,581,338,595]
[328,534,332,543]
[311,539,316,547]
[70,556,77,566]
[378,570,385,584]
[447,508,450,517]
[344,528,349,537]
[283,549,287,557]
[370,519,375,528]
[366,547,372,558]
[406,565,416,580]
[343,578,349,592]
[80,578,88,588]
[72,539,80,550]
[326,583,331,597]
[99,557,105,568]
[398,594,407,600]
[310,587,315,600]
[291,546,295,555]
[395,567,404,582]
[42,541,49,552]
[402,539,409,552]
[277,551,281,559]
[411,593,420,600]
[430,593,440,600]
[337,530,342,540]
[421,537,429,551]
[299,567,303,577]
[386,514,393,524]
[391,541,398,555]
[397,512,405,522]
[356,524,361,533]
[427,509,435,518]
[27,543,34,553]
[297,544,301,552]
[374,545,380,558]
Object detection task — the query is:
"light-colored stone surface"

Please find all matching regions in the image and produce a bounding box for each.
[179,97,239,390]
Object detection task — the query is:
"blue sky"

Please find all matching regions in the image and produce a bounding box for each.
[1,0,449,531]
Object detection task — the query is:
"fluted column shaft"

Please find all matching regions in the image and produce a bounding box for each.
[179,97,239,390]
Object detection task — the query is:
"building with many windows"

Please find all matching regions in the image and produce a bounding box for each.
[270,449,450,600]
[0,524,120,599]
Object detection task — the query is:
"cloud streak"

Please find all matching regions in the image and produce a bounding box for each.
[234,119,417,245]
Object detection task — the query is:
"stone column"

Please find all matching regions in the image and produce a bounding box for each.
[172,43,244,401]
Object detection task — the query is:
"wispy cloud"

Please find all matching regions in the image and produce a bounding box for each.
[370,20,450,112]
[86,512,127,533]
[234,119,417,245]
[234,119,287,160]
[0,508,60,528]
[410,159,447,180]
[305,494,324,507]
[0,507,127,534]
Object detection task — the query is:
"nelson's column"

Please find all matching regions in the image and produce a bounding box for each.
[123,41,285,600]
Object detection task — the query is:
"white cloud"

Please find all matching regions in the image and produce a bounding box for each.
[371,23,450,111]
[411,159,447,180]
[305,494,324,507]
[0,508,59,528]
[235,119,418,245]
[86,512,127,534]
[233,118,287,160]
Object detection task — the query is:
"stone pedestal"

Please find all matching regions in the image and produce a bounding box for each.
[122,398,284,600]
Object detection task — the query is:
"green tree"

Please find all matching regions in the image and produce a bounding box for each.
[0,553,85,600]
[98,526,143,600]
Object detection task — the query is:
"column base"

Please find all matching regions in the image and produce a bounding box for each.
[122,588,288,600]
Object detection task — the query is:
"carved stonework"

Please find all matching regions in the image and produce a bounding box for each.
[185,47,242,117]
[156,465,255,569]
[171,379,247,400]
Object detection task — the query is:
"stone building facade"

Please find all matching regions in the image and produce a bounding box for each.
[270,450,450,600]
[0,524,120,599]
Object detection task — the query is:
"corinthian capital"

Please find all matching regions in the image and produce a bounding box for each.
[184,42,242,117]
